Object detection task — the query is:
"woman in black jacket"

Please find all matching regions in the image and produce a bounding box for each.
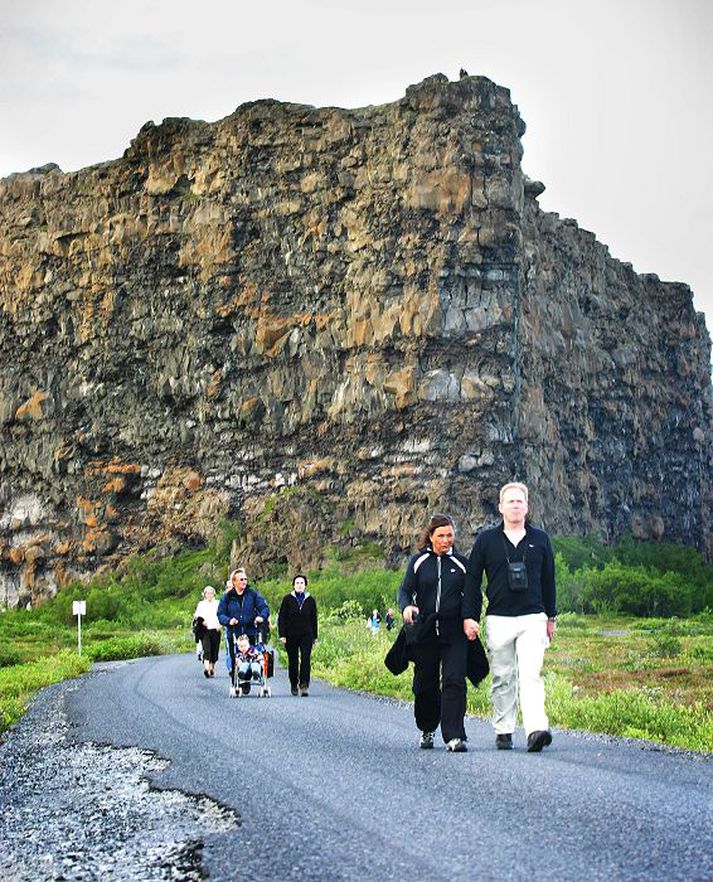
[397,513,469,752]
[278,574,318,696]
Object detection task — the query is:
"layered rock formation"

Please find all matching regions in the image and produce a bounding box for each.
[1,73,710,607]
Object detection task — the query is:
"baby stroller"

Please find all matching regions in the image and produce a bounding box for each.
[228,626,274,698]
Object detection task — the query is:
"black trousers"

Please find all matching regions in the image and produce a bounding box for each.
[200,629,221,663]
[285,634,313,687]
[411,631,468,742]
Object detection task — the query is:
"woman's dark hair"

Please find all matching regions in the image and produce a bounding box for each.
[418,513,455,550]
[292,573,308,586]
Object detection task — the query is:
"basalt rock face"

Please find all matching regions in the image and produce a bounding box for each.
[0,73,711,607]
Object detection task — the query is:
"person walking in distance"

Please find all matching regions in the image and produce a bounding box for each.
[463,482,556,752]
[398,513,469,752]
[193,585,221,678]
[277,574,318,696]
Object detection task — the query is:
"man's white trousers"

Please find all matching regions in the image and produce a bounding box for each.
[486,612,549,735]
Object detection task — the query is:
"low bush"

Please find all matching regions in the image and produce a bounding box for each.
[555,612,590,631]
[647,629,683,659]
[87,632,182,662]
[552,535,613,571]
[574,562,693,617]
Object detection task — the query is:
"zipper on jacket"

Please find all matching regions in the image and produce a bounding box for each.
[435,556,442,636]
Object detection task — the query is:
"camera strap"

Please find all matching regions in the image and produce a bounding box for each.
[502,533,527,565]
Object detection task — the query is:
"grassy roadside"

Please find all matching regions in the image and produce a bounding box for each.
[2,609,711,752]
[305,610,713,753]
[1,534,712,752]
[0,651,92,731]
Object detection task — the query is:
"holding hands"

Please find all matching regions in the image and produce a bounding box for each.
[463,618,480,641]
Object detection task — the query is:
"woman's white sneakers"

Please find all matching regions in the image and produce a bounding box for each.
[419,731,435,749]
[419,732,467,751]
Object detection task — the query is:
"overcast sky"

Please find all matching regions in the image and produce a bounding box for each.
[2,0,711,336]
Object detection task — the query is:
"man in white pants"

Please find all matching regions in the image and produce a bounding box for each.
[463,482,556,752]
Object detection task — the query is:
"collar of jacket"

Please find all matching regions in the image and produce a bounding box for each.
[424,545,458,557]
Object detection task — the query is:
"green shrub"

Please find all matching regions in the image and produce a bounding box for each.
[613,536,713,612]
[647,627,683,659]
[553,555,583,613]
[552,535,613,571]
[87,632,178,662]
[577,562,692,617]
[328,599,368,622]
[555,612,590,631]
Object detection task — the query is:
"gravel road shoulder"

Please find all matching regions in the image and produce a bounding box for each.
[0,664,238,882]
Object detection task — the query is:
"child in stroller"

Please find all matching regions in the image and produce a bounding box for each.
[229,631,273,698]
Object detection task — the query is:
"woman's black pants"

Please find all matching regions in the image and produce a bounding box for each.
[411,632,468,742]
[201,629,221,664]
[285,634,313,688]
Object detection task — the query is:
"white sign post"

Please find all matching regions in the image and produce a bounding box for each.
[72,600,86,656]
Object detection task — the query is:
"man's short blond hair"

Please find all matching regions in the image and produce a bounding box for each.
[499,482,529,505]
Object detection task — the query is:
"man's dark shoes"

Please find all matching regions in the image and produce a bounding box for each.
[527,730,552,753]
[495,733,513,750]
[291,686,299,696]
[300,684,309,697]
[446,738,468,752]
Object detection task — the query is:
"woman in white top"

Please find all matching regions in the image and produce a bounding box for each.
[193,585,222,678]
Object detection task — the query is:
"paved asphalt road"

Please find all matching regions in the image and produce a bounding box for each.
[60,653,711,882]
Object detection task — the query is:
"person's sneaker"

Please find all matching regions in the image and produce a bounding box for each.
[300,685,309,697]
[496,733,513,750]
[446,738,468,752]
[527,730,553,752]
[419,731,435,749]
[291,686,299,696]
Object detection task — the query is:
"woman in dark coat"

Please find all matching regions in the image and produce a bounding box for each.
[217,568,270,672]
[278,574,318,696]
[397,513,469,752]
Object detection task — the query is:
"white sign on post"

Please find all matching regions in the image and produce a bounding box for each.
[73,600,86,655]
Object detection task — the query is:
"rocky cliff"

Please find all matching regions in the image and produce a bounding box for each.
[1,73,711,607]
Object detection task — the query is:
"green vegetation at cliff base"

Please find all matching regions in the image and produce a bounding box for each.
[0,533,711,752]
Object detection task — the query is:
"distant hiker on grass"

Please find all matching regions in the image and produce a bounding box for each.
[278,574,318,696]
[193,585,221,678]
[463,482,557,753]
[367,609,381,635]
